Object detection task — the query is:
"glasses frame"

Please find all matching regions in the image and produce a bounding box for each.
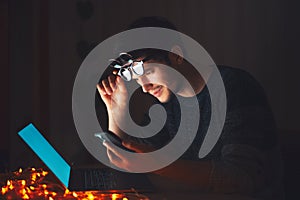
[109,53,153,81]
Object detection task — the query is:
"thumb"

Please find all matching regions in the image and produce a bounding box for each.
[122,140,141,153]
[122,140,154,153]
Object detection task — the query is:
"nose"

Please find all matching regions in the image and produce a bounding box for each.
[136,75,152,92]
[141,83,153,93]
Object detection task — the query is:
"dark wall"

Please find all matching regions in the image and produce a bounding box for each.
[3,0,300,177]
[0,0,9,171]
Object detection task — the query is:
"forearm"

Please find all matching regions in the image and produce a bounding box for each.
[107,111,127,139]
[108,108,149,140]
[209,145,266,194]
[152,157,262,194]
[209,160,257,194]
[154,159,213,190]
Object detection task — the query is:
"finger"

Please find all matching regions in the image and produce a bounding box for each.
[108,75,117,92]
[96,83,106,96]
[122,140,154,153]
[122,140,140,152]
[101,79,113,95]
[103,141,124,160]
[116,76,127,93]
[112,70,118,75]
[107,149,122,167]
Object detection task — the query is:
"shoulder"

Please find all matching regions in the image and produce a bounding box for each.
[217,65,260,87]
[216,65,269,109]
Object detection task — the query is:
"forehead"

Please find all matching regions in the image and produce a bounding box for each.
[134,55,168,65]
[141,59,168,72]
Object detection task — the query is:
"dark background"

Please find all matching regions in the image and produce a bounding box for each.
[1,0,300,198]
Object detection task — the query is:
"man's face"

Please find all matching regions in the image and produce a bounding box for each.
[132,57,179,103]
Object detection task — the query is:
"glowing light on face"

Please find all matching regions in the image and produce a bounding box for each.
[134,62,182,103]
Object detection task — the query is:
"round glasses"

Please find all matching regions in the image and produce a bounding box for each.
[109,53,148,81]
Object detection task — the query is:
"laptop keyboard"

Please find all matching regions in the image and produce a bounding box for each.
[83,168,117,190]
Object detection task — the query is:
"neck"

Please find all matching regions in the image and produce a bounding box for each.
[176,62,212,97]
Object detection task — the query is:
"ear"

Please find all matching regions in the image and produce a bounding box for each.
[169,45,184,65]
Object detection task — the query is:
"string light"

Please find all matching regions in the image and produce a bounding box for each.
[0,168,149,199]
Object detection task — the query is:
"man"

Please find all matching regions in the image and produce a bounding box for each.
[97,17,284,199]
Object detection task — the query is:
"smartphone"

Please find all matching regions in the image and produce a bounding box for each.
[94,132,134,152]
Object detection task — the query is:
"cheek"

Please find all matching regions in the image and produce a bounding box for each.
[143,68,174,88]
[149,73,171,86]
[160,76,176,91]
[159,88,173,103]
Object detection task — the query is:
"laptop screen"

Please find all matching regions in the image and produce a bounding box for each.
[18,123,71,188]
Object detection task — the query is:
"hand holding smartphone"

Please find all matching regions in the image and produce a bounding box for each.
[95,131,135,152]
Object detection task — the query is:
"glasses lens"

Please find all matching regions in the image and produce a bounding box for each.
[119,68,131,81]
[132,62,144,75]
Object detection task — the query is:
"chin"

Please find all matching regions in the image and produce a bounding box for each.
[156,90,172,103]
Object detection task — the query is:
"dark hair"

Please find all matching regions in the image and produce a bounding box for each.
[128,16,180,63]
[112,16,183,65]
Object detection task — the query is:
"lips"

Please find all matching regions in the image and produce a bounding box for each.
[151,86,162,97]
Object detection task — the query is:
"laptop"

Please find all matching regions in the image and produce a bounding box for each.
[18,123,153,191]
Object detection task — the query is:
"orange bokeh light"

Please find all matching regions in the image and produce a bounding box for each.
[0,168,149,200]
